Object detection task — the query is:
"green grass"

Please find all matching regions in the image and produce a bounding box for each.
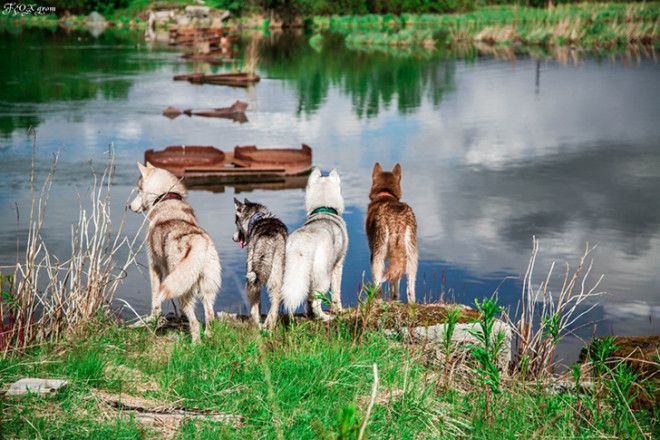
[1,315,657,439]
[345,29,436,48]
[316,3,659,50]
[4,2,658,51]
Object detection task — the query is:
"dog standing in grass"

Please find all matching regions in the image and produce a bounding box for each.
[129,162,221,342]
[232,198,287,329]
[366,163,418,302]
[281,168,348,320]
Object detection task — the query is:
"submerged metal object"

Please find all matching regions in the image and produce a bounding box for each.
[173,72,260,87]
[144,144,312,184]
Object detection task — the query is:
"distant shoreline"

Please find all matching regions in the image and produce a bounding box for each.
[2,3,658,51]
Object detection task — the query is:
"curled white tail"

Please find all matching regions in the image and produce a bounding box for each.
[159,237,208,299]
[282,237,312,313]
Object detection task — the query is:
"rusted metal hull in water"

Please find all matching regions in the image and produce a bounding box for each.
[144,144,312,183]
[192,100,248,117]
[173,72,260,87]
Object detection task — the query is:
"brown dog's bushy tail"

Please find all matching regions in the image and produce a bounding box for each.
[383,226,407,282]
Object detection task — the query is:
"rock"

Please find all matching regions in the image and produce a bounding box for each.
[86,11,107,37]
[5,378,68,396]
[185,6,210,19]
[343,302,513,369]
[387,319,513,368]
[87,11,106,25]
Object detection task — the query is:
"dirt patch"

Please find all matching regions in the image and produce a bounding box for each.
[91,389,243,437]
[104,364,159,393]
[339,302,481,331]
[580,335,660,378]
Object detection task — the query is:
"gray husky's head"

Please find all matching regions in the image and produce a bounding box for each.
[232,198,269,248]
[129,162,187,213]
[304,167,344,216]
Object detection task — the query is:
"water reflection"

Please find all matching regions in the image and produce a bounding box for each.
[0,29,163,137]
[0,29,658,363]
[258,33,456,117]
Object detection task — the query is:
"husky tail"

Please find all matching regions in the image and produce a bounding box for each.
[158,236,208,301]
[282,234,312,313]
[383,225,407,282]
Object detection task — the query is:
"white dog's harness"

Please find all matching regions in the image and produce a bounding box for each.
[304,209,349,262]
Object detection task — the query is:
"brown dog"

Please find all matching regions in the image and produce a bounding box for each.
[366,163,418,302]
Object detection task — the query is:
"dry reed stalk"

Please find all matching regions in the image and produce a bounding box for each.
[1,140,145,355]
[358,363,378,440]
[509,237,606,378]
[243,37,260,79]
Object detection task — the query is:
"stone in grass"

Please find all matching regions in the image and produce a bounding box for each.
[345,302,513,368]
[395,318,513,369]
[5,378,68,396]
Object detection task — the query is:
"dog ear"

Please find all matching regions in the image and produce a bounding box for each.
[233,197,242,209]
[329,168,340,181]
[137,162,150,177]
[146,161,156,169]
[243,198,251,205]
[308,167,322,184]
[372,163,382,178]
[393,163,401,178]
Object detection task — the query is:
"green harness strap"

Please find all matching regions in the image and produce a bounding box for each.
[310,206,338,216]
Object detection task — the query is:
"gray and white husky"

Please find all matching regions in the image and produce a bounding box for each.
[129,162,221,342]
[281,168,348,320]
[232,198,288,329]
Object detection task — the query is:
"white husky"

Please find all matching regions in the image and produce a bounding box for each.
[281,168,348,320]
[129,162,221,342]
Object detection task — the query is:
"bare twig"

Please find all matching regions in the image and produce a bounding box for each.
[358,363,379,440]
[507,237,607,378]
[2,145,145,355]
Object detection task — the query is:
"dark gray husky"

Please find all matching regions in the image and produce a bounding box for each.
[233,198,288,329]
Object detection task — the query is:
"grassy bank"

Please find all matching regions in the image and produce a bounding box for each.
[314,3,659,49]
[0,149,656,438]
[4,2,658,51]
[2,313,657,438]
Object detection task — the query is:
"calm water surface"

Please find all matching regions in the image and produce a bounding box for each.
[1,29,659,362]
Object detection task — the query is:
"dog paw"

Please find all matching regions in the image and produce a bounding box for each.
[246,272,257,283]
[157,283,171,302]
[262,319,276,330]
[317,312,333,322]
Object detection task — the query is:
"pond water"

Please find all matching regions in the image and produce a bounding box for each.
[1,28,658,363]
